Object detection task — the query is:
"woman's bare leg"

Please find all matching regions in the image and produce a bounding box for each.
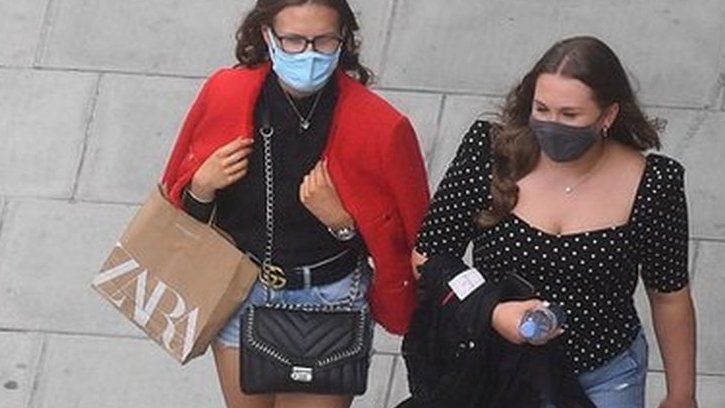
[212,342,275,408]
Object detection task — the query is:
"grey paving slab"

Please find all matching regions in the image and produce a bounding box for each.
[37,0,390,78]
[383,0,725,108]
[646,372,725,408]
[376,90,443,166]
[606,107,725,240]
[387,356,410,408]
[0,332,44,408]
[352,0,395,78]
[0,69,98,198]
[672,111,725,240]
[373,325,402,354]
[0,196,6,236]
[646,107,699,157]
[0,199,138,336]
[75,74,203,204]
[33,334,222,408]
[0,0,48,66]
[39,0,247,76]
[428,94,502,189]
[691,241,725,374]
[351,354,395,408]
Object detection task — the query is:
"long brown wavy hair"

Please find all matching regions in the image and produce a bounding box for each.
[234,0,373,85]
[478,36,662,228]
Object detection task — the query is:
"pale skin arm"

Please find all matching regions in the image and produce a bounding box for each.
[648,285,698,408]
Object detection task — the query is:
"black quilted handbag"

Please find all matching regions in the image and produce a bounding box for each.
[241,305,372,395]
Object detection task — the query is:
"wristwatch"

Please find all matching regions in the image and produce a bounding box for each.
[327,224,357,241]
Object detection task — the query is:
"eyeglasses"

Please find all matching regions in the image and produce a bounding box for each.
[269,27,343,55]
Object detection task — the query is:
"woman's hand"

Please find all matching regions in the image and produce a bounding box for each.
[491,299,562,345]
[300,160,354,229]
[190,138,254,201]
[411,250,428,280]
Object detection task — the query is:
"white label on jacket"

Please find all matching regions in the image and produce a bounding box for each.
[448,268,486,301]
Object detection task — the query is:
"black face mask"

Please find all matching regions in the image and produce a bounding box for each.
[529,117,602,162]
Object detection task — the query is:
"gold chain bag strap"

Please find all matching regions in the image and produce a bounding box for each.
[240,91,372,395]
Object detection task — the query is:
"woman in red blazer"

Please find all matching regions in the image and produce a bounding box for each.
[161,1,429,407]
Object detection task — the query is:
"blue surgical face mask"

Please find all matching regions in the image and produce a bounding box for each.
[267,28,341,94]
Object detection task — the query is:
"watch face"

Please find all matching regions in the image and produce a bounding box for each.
[329,226,356,241]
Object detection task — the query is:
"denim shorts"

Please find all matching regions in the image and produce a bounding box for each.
[577,329,649,408]
[216,259,372,348]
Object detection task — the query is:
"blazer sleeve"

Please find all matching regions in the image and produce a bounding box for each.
[160,73,214,207]
[382,117,431,249]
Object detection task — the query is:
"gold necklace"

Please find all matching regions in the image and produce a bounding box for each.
[562,145,609,195]
[282,89,323,132]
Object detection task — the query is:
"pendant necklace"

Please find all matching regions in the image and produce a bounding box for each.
[563,145,609,195]
[283,90,323,132]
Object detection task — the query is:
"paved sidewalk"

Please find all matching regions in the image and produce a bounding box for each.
[2,1,725,407]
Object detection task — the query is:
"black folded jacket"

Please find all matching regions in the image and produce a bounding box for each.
[398,255,595,408]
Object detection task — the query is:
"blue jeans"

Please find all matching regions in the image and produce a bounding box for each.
[216,261,372,348]
[577,330,649,408]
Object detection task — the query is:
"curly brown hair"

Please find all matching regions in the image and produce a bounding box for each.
[478,36,663,228]
[234,0,373,85]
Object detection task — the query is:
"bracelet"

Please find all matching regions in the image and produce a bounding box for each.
[185,186,215,204]
[327,224,357,241]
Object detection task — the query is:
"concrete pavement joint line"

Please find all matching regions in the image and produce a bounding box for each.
[70,73,104,201]
[376,0,400,82]
[27,334,48,408]
[74,196,143,207]
[0,197,7,242]
[690,240,701,279]
[719,71,725,110]
[0,65,717,114]
[648,368,725,378]
[676,69,725,145]
[373,350,403,357]
[32,0,58,67]
[0,64,206,81]
[425,94,448,171]
[0,193,141,208]
[382,355,399,408]
[691,236,725,243]
[0,327,147,341]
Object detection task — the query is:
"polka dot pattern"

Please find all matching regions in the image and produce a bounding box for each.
[416,120,690,373]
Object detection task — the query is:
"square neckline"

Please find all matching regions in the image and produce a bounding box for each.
[507,154,654,239]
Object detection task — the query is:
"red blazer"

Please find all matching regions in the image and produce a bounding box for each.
[161,63,430,334]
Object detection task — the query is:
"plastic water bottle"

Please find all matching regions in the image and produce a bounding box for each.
[518,301,566,345]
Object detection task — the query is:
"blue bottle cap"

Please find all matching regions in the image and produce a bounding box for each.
[519,320,537,339]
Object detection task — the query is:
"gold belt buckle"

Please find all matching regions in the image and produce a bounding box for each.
[260,264,287,289]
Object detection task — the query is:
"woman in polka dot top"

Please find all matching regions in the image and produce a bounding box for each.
[415,36,696,408]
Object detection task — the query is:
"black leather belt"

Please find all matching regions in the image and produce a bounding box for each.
[248,250,359,290]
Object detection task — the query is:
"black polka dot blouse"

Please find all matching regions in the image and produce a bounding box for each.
[416,120,690,373]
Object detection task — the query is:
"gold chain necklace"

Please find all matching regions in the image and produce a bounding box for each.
[562,144,609,195]
[282,90,323,132]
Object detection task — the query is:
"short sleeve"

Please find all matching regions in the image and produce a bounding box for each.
[415,120,492,259]
[639,156,690,292]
